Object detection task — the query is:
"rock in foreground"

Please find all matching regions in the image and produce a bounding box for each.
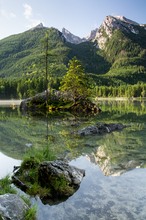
[0,194,29,220]
[38,160,85,188]
[12,159,85,204]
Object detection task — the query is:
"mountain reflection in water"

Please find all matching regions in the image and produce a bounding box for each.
[1,100,146,219]
[36,156,146,220]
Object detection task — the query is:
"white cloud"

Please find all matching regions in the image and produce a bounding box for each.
[23,3,41,28]
[23,3,32,19]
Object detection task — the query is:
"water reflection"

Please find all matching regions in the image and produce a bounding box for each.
[89,100,146,176]
[35,156,146,220]
[1,100,146,219]
[1,101,146,176]
[0,152,21,178]
[89,128,146,176]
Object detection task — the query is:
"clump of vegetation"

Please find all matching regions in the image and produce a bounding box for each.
[24,145,56,163]
[24,204,37,220]
[0,175,16,195]
[13,156,51,197]
[20,195,37,220]
[49,175,74,197]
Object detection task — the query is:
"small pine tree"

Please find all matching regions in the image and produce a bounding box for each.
[59,57,92,102]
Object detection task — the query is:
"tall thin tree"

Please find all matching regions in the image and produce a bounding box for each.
[44,32,49,106]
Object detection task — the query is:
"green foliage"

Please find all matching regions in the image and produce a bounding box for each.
[14,146,56,196]
[16,159,51,198]
[0,175,16,195]
[24,146,56,163]
[20,195,37,220]
[94,82,146,98]
[96,28,146,86]
[0,27,107,99]
[24,205,37,220]
[21,157,39,170]
[27,182,51,197]
[0,28,68,78]
[67,41,110,74]
[0,27,105,78]
[51,175,74,196]
[21,195,31,206]
[103,30,144,63]
[60,57,93,102]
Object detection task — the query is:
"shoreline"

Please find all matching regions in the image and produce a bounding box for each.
[0,100,22,106]
[0,98,145,107]
[95,97,146,101]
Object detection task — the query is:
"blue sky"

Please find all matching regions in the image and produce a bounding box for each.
[0,0,146,40]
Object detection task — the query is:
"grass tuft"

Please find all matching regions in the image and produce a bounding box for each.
[0,175,17,195]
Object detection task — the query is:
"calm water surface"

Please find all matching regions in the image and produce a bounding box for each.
[0,100,146,220]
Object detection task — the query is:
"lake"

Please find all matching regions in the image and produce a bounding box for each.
[0,100,146,220]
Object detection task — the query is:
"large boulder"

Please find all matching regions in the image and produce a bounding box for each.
[76,123,127,136]
[20,90,101,114]
[38,160,85,188]
[38,160,85,198]
[20,90,66,111]
[0,194,29,220]
[12,159,85,204]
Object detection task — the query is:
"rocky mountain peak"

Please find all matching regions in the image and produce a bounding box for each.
[92,15,141,49]
[102,15,140,36]
[62,28,86,44]
[31,23,45,31]
[114,16,139,26]
[86,28,98,41]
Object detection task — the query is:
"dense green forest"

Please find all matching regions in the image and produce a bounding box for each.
[0,22,146,99]
[1,77,146,99]
[94,82,146,98]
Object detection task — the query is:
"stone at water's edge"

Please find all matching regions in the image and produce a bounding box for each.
[20,90,63,110]
[76,123,127,136]
[38,160,85,195]
[0,194,29,220]
[20,90,101,113]
[12,159,85,204]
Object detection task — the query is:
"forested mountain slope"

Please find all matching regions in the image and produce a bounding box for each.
[0,26,107,78]
[0,15,146,98]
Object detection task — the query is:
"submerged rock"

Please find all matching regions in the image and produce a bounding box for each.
[0,193,29,220]
[76,123,127,136]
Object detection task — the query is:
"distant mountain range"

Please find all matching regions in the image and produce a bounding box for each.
[0,15,146,86]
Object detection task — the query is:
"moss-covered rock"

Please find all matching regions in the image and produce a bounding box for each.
[12,159,85,204]
[20,90,101,114]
